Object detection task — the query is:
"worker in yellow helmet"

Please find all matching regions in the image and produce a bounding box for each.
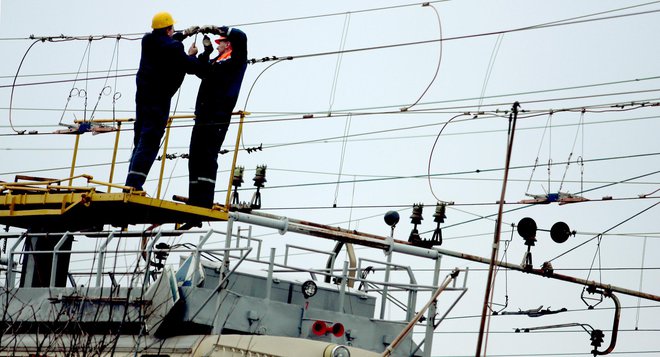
[125,12,200,191]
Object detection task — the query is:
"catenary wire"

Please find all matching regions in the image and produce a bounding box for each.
[0,1,452,42]
[547,201,660,263]
[400,3,443,111]
[271,8,660,63]
[8,39,41,134]
[1,151,659,196]
[3,5,660,91]
[5,84,658,138]
[1,111,659,150]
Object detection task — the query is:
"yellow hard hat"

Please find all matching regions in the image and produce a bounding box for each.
[151,11,175,29]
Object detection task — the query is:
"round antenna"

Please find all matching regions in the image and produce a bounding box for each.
[384,211,400,227]
[517,217,537,240]
[550,221,571,243]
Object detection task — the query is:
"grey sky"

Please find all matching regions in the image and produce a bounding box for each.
[1,1,660,356]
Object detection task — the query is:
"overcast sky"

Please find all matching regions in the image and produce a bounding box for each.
[2,1,660,356]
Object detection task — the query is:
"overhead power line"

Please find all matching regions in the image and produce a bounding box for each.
[271,8,660,63]
[3,88,659,139]
[0,1,452,42]
[232,152,660,193]
[2,4,659,82]
[0,68,137,81]
[1,0,657,44]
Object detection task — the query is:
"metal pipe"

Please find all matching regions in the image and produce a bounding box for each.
[71,113,237,125]
[406,283,418,322]
[11,243,246,256]
[195,230,214,287]
[431,245,660,302]
[96,232,115,287]
[230,211,289,234]
[412,287,468,357]
[225,112,246,210]
[236,227,243,248]
[49,231,71,287]
[423,256,442,357]
[6,233,26,288]
[107,121,122,192]
[223,218,234,268]
[346,243,356,288]
[190,247,252,320]
[248,226,260,260]
[392,243,439,259]
[382,269,460,357]
[477,102,520,357]
[69,134,81,186]
[266,247,275,300]
[379,250,393,320]
[228,211,660,302]
[143,231,162,285]
[251,210,390,242]
[595,292,621,355]
[285,244,335,267]
[235,227,261,260]
[325,242,343,284]
[156,117,174,199]
[359,257,417,286]
[338,261,348,313]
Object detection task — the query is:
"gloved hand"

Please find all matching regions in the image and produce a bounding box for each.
[172,32,184,42]
[182,25,200,37]
[188,42,198,56]
[202,35,213,55]
[200,25,220,35]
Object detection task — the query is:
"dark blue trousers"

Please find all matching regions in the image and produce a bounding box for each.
[126,99,171,191]
[188,115,230,208]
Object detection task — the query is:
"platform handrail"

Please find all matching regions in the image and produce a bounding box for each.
[284,243,336,276]
[49,231,72,287]
[63,111,245,202]
[96,232,115,287]
[6,233,26,288]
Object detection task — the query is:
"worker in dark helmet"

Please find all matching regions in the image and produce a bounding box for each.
[125,11,200,192]
[187,26,248,208]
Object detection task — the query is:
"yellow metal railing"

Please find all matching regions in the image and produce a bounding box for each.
[67,112,248,211]
[1,173,129,194]
[225,112,248,210]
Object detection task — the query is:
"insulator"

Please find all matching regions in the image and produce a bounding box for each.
[590,329,604,348]
[232,166,244,187]
[433,203,446,223]
[154,242,170,261]
[253,165,267,188]
[410,203,424,225]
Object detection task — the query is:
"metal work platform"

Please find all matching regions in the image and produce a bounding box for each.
[0,175,229,231]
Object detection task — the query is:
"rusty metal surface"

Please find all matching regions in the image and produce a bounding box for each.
[246,211,660,303]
